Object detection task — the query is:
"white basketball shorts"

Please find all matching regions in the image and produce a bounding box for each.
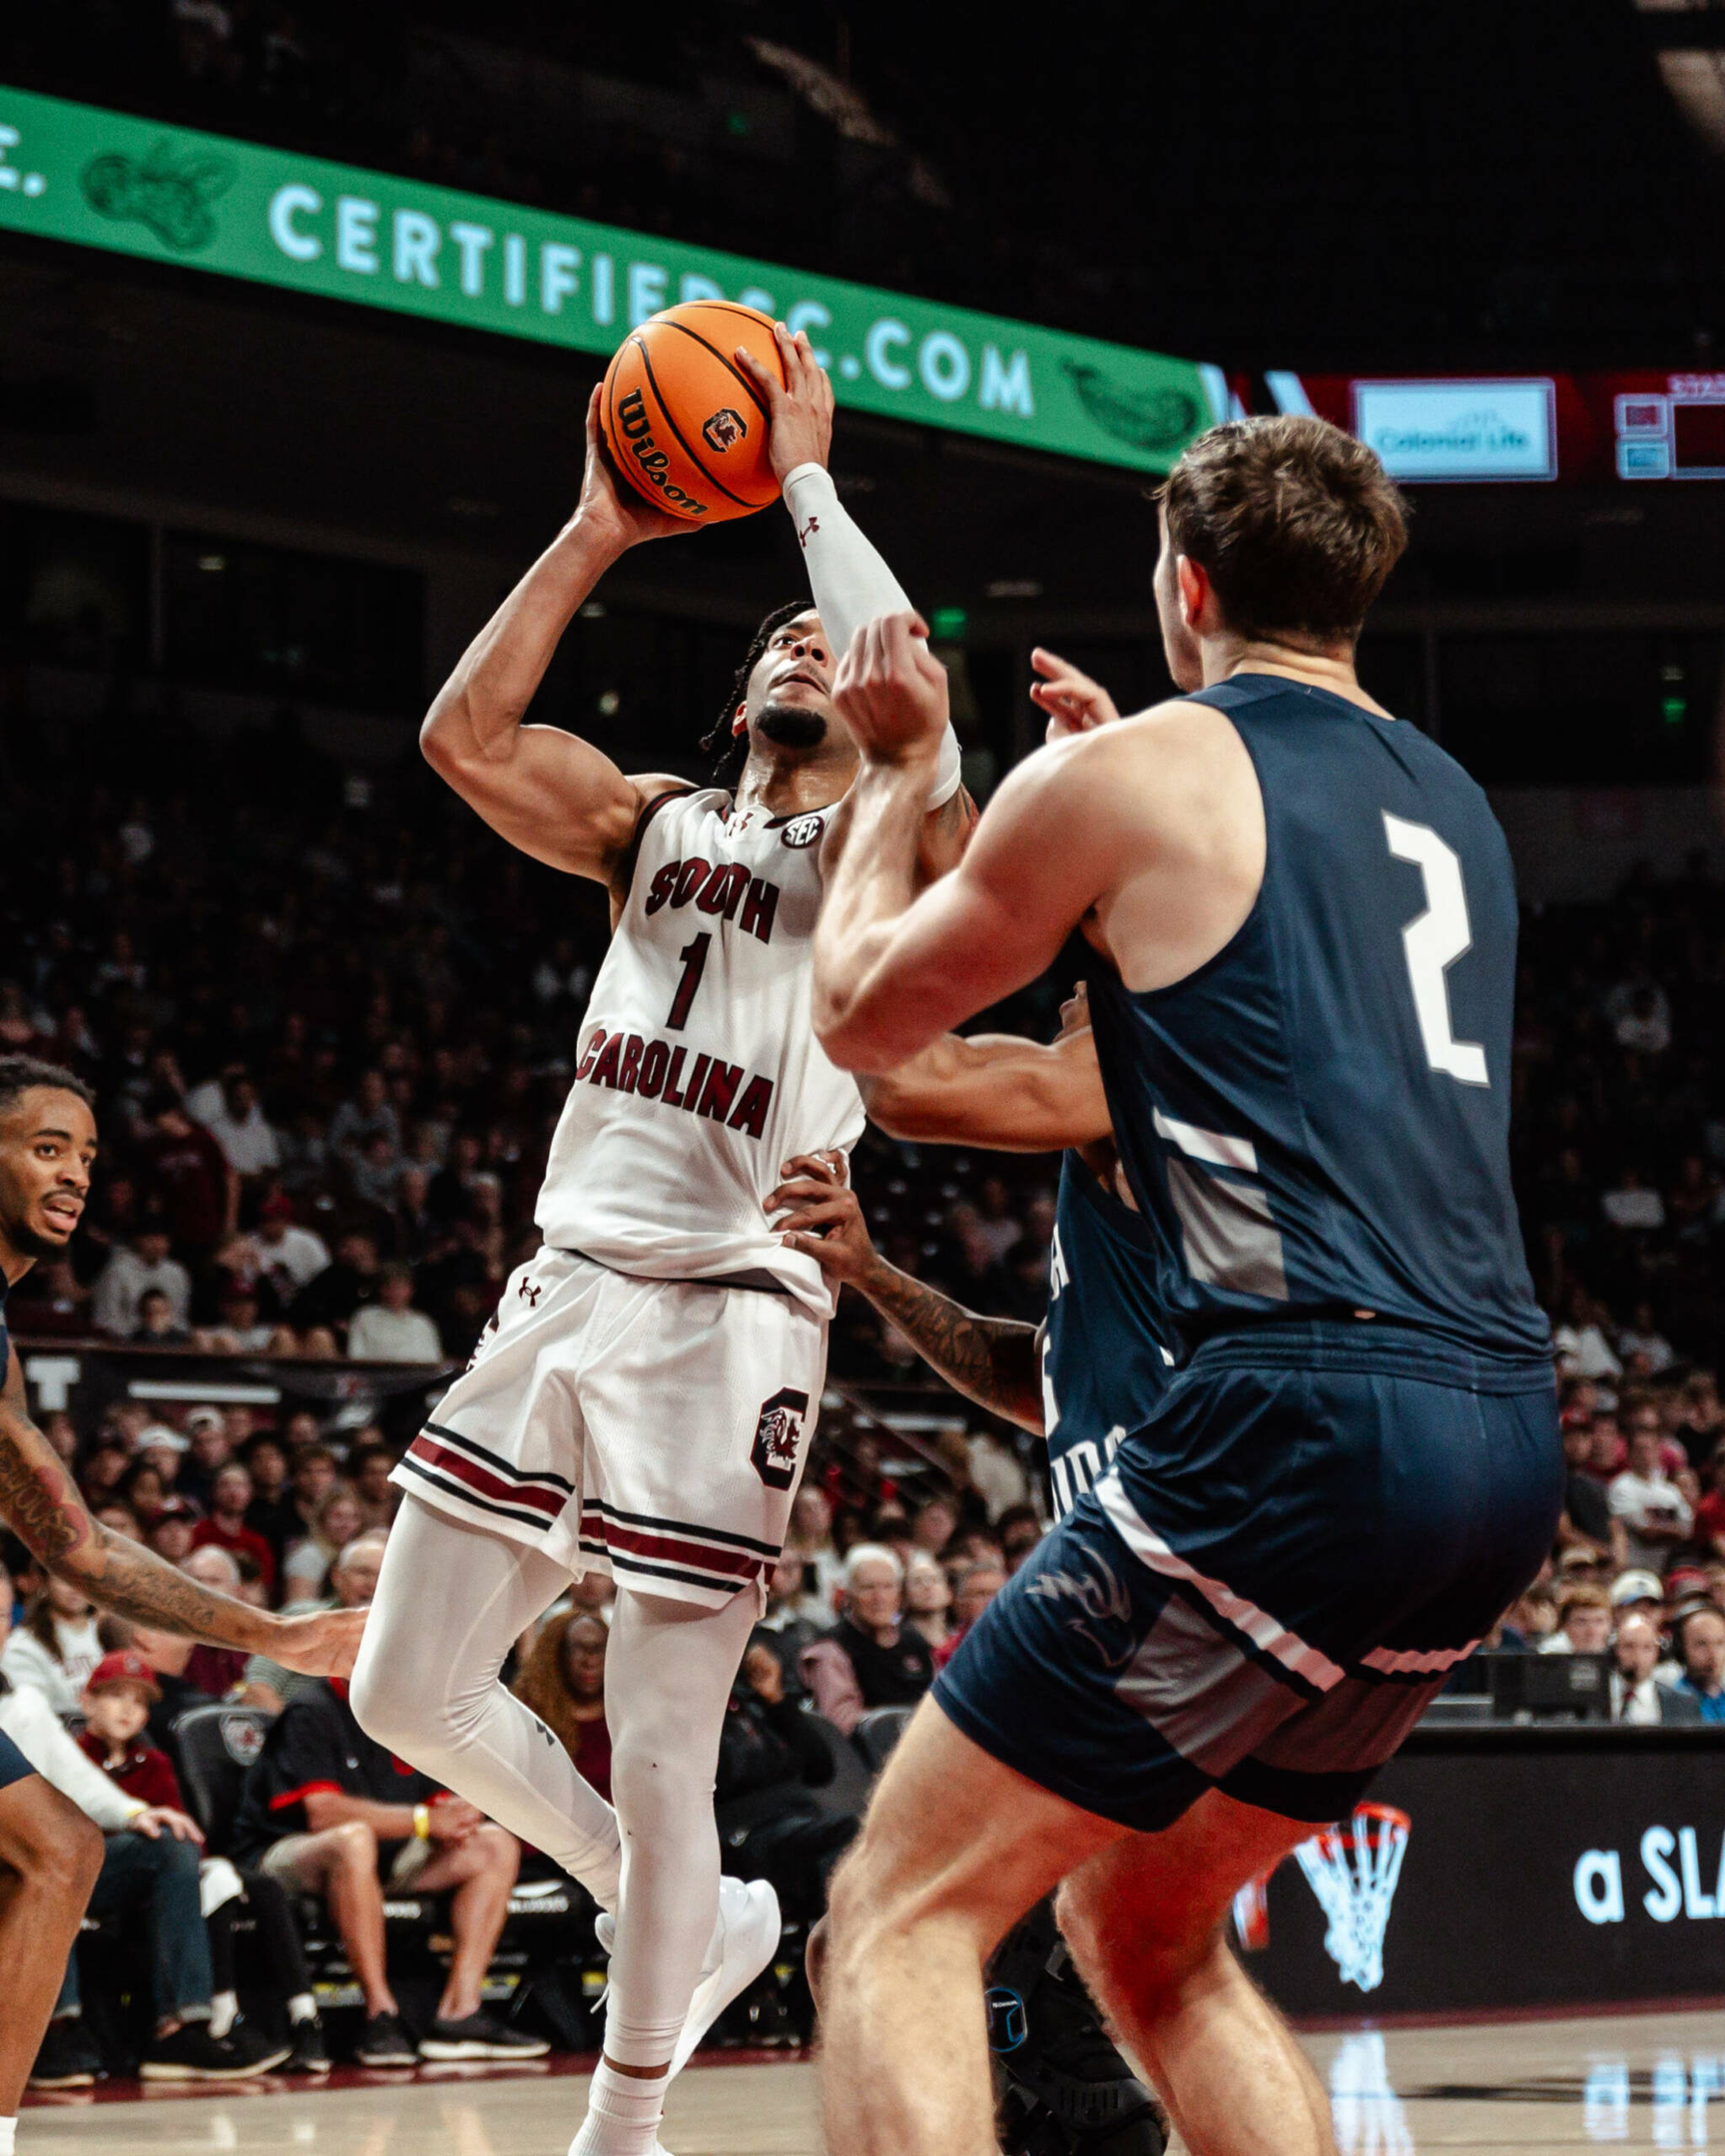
[390,1248,827,1611]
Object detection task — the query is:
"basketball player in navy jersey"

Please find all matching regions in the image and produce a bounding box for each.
[809,415,1561,2156]
[0,1056,362,2138]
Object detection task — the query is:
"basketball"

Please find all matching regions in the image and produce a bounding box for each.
[599,300,787,524]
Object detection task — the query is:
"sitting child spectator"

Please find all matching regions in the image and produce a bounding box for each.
[0,1635,288,2086]
[230,1678,542,2065]
[512,1611,612,1801]
[75,1650,329,2070]
[800,1545,935,1737]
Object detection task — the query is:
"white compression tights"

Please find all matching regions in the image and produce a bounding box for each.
[352,1496,758,2069]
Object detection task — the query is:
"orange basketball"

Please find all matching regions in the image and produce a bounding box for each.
[600,301,786,524]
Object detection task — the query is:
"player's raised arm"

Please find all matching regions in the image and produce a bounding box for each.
[0,1351,360,1676]
[766,1156,1042,1433]
[863,1025,1111,1153]
[419,384,693,888]
[736,327,975,878]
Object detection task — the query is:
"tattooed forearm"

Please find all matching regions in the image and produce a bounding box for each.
[0,1398,268,1650]
[854,1256,1042,1433]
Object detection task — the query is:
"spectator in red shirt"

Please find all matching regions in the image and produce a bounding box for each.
[139,1093,235,1255]
[77,1652,330,2073]
[1693,1440,1725,1563]
[191,1464,278,1596]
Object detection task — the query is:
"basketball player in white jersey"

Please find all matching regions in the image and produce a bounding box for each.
[350,326,972,2156]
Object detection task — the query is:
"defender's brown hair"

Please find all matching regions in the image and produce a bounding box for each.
[1159,414,1409,647]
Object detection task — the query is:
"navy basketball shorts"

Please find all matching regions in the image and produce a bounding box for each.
[0,1727,37,1793]
[936,1323,1561,1834]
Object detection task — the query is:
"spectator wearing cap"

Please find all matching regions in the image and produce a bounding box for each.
[1,1632,288,2088]
[75,1649,329,2075]
[344,1264,442,1363]
[93,1226,193,1340]
[1674,1604,1725,1723]
[178,1407,232,1509]
[1609,1421,1694,1572]
[135,1422,191,1497]
[1609,1614,1701,1725]
[800,1545,935,1737]
[1610,1568,1665,1620]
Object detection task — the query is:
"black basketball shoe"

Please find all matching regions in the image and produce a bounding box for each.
[986,1897,1168,2156]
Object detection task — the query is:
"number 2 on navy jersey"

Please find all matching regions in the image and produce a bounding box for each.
[1383,812,1489,1088]
[667,934,710,1030]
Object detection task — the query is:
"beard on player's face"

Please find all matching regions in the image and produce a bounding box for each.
[754,700,830,750]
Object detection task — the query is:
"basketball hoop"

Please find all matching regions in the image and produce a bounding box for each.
[1293,1802,1412,1993]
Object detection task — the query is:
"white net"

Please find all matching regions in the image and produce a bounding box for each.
[1294,1803,1412,1993]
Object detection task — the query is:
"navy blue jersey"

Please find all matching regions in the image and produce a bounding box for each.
[1086,675,1549,1364]
[1039,1151,1174,1517]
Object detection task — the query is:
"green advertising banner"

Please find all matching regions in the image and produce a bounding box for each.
[0,85,1219,474]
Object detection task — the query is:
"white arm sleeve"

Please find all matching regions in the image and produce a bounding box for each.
[0,1686,144,1832]
[782,462,962,809]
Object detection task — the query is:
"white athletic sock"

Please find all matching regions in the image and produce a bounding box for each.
[209,1990,239,2039]
[0,2113,17,2155]
[288,1992,317,2025]
[568,2061,666,2156]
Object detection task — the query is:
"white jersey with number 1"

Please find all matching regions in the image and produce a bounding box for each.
[535,786,864,1317]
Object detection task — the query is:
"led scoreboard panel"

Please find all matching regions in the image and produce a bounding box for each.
[1262,370,1725,484]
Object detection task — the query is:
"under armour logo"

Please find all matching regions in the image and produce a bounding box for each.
[519,1280,543,1308]
[796,513,820,550]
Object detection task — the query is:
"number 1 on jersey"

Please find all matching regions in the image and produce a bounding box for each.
[667,933,711,1031]
[1383,812,1489,1087]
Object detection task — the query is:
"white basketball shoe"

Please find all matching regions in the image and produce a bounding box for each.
[594,1875,783,2075]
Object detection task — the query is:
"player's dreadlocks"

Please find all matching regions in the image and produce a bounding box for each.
[700,599,811,784]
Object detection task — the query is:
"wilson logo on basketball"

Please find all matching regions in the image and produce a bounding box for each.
[701,407,748,453]
[614,386,712,517]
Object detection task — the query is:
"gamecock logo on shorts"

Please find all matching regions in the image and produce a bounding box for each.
[779,812,825,850]
[702,407,747,452]
[751,1386,810,1490]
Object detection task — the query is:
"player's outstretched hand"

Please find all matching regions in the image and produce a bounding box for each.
[1030,648,1121,742]
[834,612,949,768]
[734,324,835,486]
[766,1151,876,1287]
[272,1604,368,1680]
[574,384,700,549]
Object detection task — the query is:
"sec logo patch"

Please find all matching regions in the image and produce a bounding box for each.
[780,813,824,849]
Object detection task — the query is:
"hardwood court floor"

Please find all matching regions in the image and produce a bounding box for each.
[20,2007,1725,2153]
